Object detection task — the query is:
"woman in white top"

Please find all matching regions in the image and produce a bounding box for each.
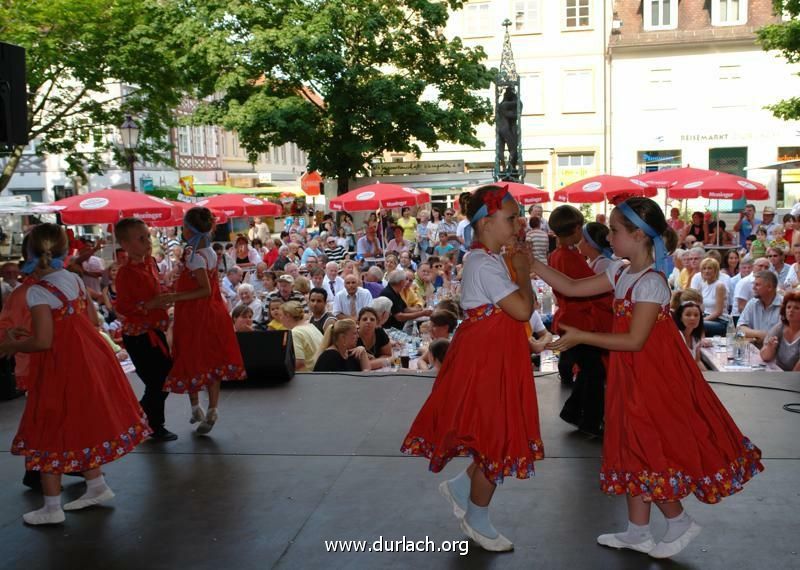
[760,291,800,371]
[697,258,728,337]
[781,242,800,291]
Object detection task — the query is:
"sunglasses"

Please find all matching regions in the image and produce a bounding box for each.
[445,212,454,216]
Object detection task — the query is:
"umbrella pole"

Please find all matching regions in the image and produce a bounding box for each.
[716,199,721,247]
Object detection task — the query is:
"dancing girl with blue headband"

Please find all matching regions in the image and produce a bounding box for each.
[149,206,245,434]
[531,197,763,560]
[402,184,543,552]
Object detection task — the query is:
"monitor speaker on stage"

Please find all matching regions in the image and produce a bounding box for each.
[236,330,296,383]
[0,42,28,147]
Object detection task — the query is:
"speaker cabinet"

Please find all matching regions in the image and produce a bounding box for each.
[236,330,296,383]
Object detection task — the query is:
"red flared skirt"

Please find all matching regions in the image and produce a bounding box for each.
[601,301,763,503]
[401,305,544,484]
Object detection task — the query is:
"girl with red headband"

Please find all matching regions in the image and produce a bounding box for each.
[401,184,543,552]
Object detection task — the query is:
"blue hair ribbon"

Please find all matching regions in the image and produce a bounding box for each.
[20,254,65,275]
[582,224,614,259]
[616,201,669,275]
[184,218,213,262]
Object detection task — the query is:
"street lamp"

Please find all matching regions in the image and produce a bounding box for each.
[120,114,140,191]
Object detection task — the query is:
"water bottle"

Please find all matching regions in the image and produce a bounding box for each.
[541,286,553,316]
[734,327,746,364]
[411,321,420,338]
[725,319,736,358]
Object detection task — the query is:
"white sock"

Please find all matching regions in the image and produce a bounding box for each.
[615,521,652,545]
[43,494,62,512]
[465,500,499,539]
[661,511,692,543]
[82,475,109,498]
[447,468,471,510]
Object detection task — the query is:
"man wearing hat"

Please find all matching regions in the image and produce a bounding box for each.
[761,207,779,242]
[267,274,308,312]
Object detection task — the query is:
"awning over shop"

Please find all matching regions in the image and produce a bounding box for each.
[746,160,800,171]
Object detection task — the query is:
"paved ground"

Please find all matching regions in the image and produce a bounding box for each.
[0,369,798,570]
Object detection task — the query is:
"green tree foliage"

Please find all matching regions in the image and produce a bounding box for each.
[0,0,211,191]
[193,0,495,194]
[757,1,800,119]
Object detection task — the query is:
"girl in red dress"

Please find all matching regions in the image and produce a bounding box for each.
[155,207,245,434]
[401,185,543,552]
[0,224,150,525]
[534,197,764,559]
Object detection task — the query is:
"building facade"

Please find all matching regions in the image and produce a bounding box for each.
[609,0,800,209]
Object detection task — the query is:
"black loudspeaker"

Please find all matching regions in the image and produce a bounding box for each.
[0,42,28,146]
[236,330,296,383]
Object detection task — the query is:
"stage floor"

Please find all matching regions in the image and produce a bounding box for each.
[0,369,798,570]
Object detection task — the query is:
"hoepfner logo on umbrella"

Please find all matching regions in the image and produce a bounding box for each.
[356,191,375,201]
[582,182,602,192]
[402,188,421,195]
[243,198,263,205]
[79,197,110,209]
[737,181,757,190]
[197,200,209,206]
[684,181,704,189]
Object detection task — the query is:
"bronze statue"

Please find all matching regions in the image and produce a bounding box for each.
[496,86,521,174]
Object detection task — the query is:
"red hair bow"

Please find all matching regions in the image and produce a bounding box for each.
[482,185,509,216]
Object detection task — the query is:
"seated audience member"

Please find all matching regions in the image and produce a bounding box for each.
[233,235,261,266]
[324,235,347,263]
[528,308,553,354]
[760,291,800,371]
[308,288,336,333]
[693,258,729,337]
[221,266,242,308]
[279,301,323,372]
[428,338,450,372]
[435,298,462,320]
[370,296,394,328]
[323,261,345,299]
[734,257,771,316]
[309,267,326,291]
[233,283,263,323]
[265,298,286,330]
[232,304,254,332]
[363,266,385,298]
[333,274,373,320]
[382,254,399,284]
[356,225,383,258]
[673,300,705,369]
[413,263,435,305]
[767,246,790,287]
[261,270,277,296]
[247,263,269,295]
[268,274,307,312]
[293,275,311,298]
[284,262,301,280]
[398,250,417,272]
[213,243,232,274]
[356,307,393,370]
[386,226,411,254]
[670,288,704,314]
[417,310,459,370]
[379,270,433,329]
[401,269,424,309]
[738,270,782,344]
[313,319,370,372]
[434,231,455,259]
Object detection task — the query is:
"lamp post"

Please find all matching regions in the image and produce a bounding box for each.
[120,115,140,191]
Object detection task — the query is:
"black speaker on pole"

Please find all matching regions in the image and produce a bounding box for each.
[0,42,28,147]
[236,330,296,383]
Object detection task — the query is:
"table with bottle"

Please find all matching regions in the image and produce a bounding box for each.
[700,324,780,372]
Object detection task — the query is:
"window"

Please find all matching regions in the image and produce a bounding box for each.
[232,132,239,157]
[557,153,596,186]
[557,154,594,167]
[714,65,744,107]
[562,70,594,113]
[207,127,218,157]
[264,146,271,163]
[643,68,674,111]
[464,2,491,36]
[637,150,682,174]
[712,0,747,26]
[220,132,227,156]
[564,0,590,29]
[514,0,541,33]
[520,73,544,115]
[644,0,677,30]
[178,126,190,155]
[280,145,287,164]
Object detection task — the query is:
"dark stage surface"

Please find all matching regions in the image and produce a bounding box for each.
[0,369,798,570]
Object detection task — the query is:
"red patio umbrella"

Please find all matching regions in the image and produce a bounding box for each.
[670,173,769,201]
[504,182,550,206]
[195,194,281,217]
[50,189,182,225]
[328,183,430,212]
[554,175,656,204]
[631,167,721,200]
[148,200,229,228]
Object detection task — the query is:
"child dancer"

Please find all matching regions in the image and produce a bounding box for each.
[114,218,177,441]
[0,224,151,525]
[157,207,245,434]
[549,207,606,436]
[401,184,543,552]
[535,197,763,558]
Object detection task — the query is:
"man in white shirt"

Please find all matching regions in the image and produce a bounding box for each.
[333,274,373,320]
[734,257,770,318]
[739,271,782,343]
[324,261,345,299]
[221,266,242,309]
[728,256,752,321]
[529,204,551,234]
[760,207,779,242]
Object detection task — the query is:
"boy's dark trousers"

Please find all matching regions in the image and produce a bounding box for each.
[122,331,172,429]
[559,344,605,434]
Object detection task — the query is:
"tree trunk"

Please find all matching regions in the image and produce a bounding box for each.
[0,145,26,193]
[336,170,350,195]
